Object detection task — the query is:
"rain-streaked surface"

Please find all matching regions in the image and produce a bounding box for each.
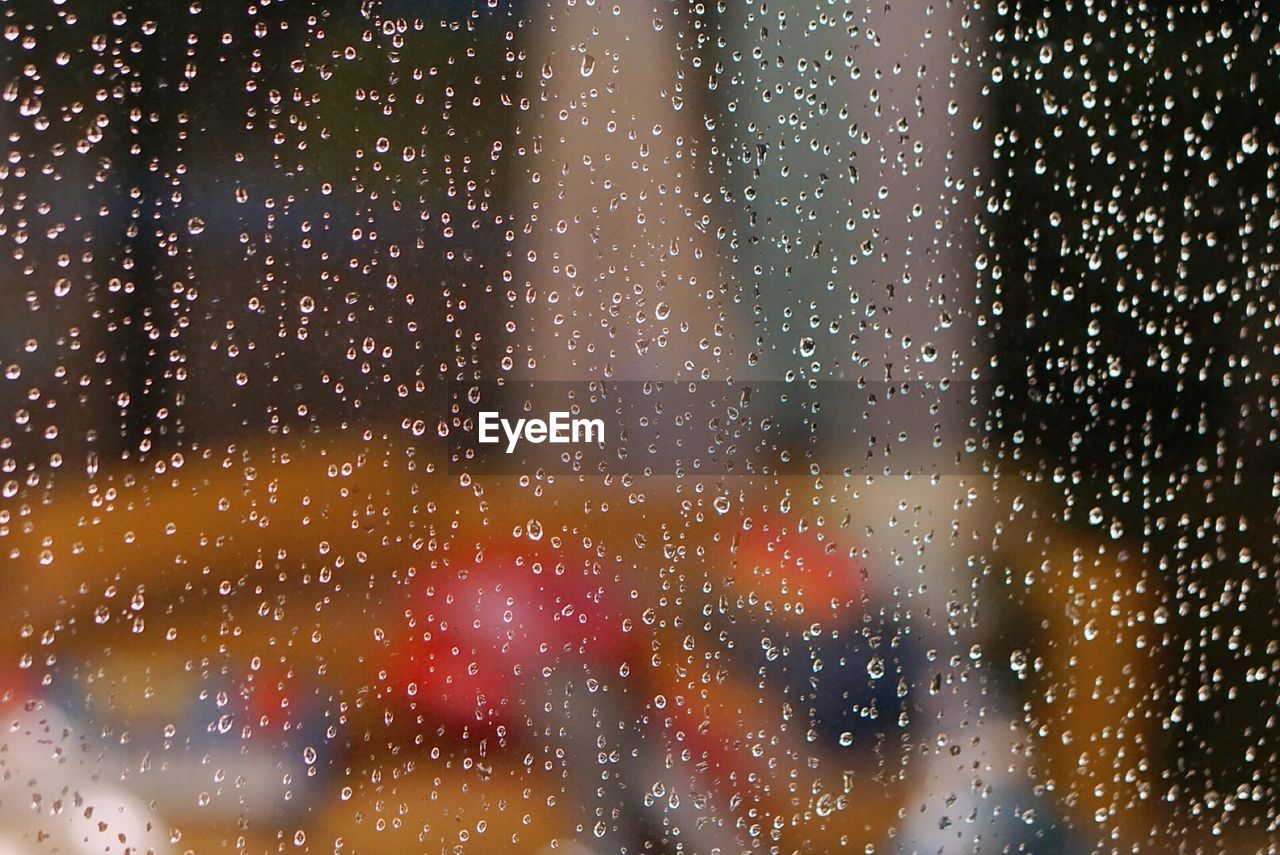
[0,1,1277,852]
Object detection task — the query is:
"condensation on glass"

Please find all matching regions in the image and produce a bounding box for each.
[0,1,1275,852]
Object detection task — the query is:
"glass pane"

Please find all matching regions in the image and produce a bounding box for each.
[0,1,1274,851]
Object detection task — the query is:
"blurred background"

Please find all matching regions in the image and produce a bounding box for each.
[1,0,1277,852]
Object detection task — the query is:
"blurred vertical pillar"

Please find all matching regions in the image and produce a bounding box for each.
[718,1,983,393]
[711,0,992,658]
[507,0,732,382]
[715,0,989,649]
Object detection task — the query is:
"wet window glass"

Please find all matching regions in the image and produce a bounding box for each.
[1,1,1276,851]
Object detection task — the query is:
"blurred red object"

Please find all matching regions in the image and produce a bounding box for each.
[724,515,870,626]
[388,540,634,731]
